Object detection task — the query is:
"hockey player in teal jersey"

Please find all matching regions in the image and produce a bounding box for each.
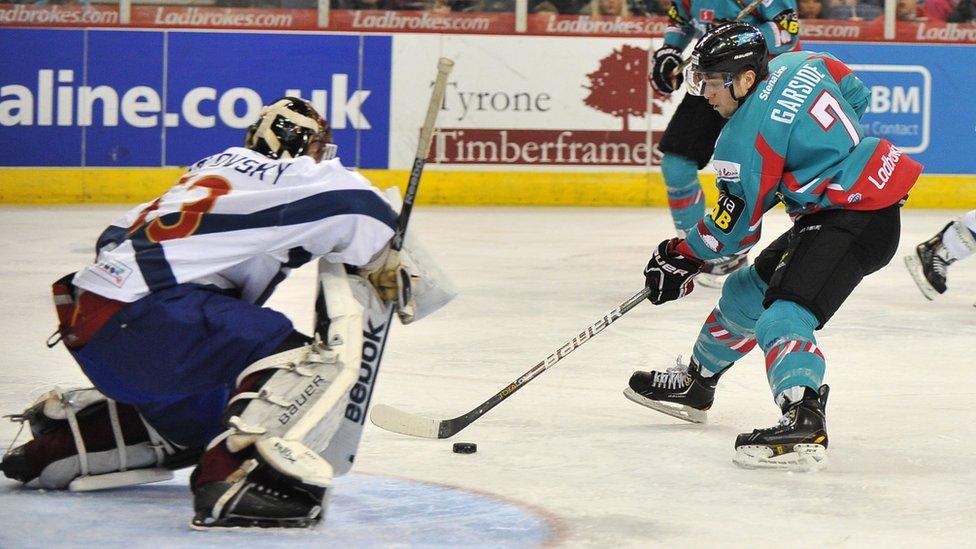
[651,0,800,285]
[626,23,923,470]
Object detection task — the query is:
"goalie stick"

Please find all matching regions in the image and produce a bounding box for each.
[369,287,652,439]
[321,57,454,473]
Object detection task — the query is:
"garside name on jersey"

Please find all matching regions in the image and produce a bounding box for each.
[758,63,828,124]
[187,151,294,184]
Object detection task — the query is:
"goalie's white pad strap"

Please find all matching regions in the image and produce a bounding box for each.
[107,400,127,471]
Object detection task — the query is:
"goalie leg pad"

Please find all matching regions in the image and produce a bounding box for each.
[1,387,180,490]
[192,262,367,528]
[224,262,365,458]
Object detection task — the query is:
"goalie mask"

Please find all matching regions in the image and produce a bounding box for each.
[245,97,338,162]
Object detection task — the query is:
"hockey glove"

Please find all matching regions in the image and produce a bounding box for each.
[644,238,703,305]
[649,46,685,95]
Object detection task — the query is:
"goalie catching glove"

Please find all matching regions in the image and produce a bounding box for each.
[644,238,703,305]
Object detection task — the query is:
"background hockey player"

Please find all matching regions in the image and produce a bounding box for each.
[625,23,923,470]
[905,209,976,299]
[651,0,800,285]
[0,97,448,528]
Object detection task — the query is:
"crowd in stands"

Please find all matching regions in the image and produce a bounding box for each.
[217,0,976,22]
[9,0,974,23]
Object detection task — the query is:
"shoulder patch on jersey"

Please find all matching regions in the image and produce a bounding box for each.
[711,193,745,234]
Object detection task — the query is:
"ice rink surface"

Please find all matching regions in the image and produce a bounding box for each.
[1,205,974,547]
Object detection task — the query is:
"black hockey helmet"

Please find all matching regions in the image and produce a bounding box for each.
[685,22,769,98]
[245,97,336,161]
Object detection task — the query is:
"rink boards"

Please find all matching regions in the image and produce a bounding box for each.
[0,28,973,206]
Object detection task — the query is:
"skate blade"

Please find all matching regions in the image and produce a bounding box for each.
[903,255,937,301]
[696,273,726,289]
[190,507,323,531]
[622,388,707,424]
[732,443,826,472]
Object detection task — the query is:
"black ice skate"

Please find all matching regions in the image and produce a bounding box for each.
[623,357,723,424]
[191,464,326,530]
[733,385,829,471]
[697,255,748,289]
[904,222,956,300]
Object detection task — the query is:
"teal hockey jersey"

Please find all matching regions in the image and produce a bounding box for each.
[682,52,924,261]
[664,0,800,55]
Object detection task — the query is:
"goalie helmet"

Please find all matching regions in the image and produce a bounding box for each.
[245,97,337,162]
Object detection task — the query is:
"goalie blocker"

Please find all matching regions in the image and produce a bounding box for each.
[191,231,454,529]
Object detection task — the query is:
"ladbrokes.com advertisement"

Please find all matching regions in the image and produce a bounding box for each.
[0,29,391,168]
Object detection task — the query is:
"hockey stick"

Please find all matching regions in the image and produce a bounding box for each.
[669,0,766,80]
[369,287,652,439]
[394,57,454,250]
[321,57,453,472]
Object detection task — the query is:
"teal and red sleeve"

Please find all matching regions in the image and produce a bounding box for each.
[663,0,695,49]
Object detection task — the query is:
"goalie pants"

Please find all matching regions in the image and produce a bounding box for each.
[692,204,902,396]
[69,284,294,448]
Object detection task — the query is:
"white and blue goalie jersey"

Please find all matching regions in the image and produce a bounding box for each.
[73,147,398,304]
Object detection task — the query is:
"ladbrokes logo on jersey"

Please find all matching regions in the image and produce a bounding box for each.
[429,45,665,167]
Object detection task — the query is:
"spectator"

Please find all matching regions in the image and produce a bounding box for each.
[948,0,976,20]
[895,0,924,19]
[798,0,825,18]
[532,0,559,12]
[823,0,882,19]
[463,0,514,11]
[643,0,671,15]
[922,0,957,20]
[579,0,629,16]
[425,0,451,11]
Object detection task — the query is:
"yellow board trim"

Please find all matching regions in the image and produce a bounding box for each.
[1,167,974,208]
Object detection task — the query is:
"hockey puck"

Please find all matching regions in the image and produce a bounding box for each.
[452,442,477,454]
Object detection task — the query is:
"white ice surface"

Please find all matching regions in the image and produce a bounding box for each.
[1,205,975,547]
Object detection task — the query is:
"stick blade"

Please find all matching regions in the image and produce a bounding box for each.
[369,404,443,439]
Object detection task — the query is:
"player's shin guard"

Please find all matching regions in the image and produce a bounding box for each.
[662,154,704,237]
[736,301,828,471]
[692,266,764,375]
[755,301,825,398]
[1,387,183,491]
[192,261,370,529]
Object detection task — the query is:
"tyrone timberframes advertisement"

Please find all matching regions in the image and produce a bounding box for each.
[390,34,685,171]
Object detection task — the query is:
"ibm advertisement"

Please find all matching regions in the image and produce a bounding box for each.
[0,29,971,174]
